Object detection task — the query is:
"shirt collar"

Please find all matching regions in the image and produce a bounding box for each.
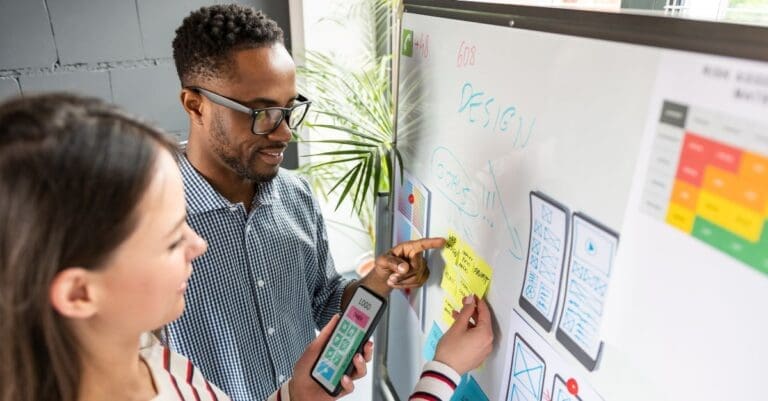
[178,153,280,214]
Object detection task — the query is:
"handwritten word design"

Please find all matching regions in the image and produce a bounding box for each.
[457,82,536,148]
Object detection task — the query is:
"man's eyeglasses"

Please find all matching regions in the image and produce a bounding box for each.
[189,86,311,135]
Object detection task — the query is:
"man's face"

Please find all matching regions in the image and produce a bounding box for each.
[203,45,297,182]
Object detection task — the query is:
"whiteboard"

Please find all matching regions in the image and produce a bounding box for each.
[385,4,768,401]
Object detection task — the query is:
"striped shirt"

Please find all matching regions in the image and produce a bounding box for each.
[167,154,350,401]
[142,335,230,401]
[142,334,460,401]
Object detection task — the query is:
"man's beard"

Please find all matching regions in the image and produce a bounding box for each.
[211,114,279,183]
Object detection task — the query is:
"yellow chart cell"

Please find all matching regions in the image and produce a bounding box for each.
[696,190,763,242]
[666,202,696,233]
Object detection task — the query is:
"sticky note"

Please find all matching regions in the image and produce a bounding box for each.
[440,231,493,325]
[442,298,458,326]
[422,321,443,361]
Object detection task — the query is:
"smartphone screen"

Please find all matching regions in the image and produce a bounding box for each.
[311,285,386,395]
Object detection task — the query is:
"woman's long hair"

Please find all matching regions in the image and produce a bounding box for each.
[0,93,179,401]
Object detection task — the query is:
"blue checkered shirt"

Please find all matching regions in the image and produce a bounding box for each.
[167,154,350,401]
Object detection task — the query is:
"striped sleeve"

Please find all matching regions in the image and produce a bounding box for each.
[158,346,231,401]
[409,361,461,401]
[265,380,291,401]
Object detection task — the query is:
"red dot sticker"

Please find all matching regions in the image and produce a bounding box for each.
[408,193,415,204]
[566,378,579,395]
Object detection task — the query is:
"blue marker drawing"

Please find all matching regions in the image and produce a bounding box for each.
[431,146,480,217]
[428,147,525,261]
[488,161,524,260]
[457,81,537,147]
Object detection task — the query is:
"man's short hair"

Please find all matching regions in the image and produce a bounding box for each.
[172,4,284,86]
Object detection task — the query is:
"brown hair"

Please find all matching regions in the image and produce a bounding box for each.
[0,93,179,401]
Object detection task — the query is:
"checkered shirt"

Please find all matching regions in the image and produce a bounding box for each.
[167,154,350,401]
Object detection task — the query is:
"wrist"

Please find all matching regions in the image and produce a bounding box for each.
[433,353,462,376]
[359,274,391,297]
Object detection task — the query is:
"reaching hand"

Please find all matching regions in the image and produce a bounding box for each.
[364,237,446,295]
[434,295,494,375]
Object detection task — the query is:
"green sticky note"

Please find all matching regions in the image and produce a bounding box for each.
[402,29,413,57]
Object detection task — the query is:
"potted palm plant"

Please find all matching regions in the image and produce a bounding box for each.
[296,0,402,270]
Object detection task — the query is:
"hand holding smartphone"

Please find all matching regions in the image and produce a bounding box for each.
[310,285,387,396]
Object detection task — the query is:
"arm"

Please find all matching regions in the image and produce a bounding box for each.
[409,361,462,401]
[342,237,447,306]
[410,296,494,401]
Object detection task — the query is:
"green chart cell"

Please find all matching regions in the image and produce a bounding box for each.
[692,217,768,276]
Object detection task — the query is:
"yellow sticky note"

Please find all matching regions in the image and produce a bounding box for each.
[441,297,458,326]
[441,230,493,301]
[439,231,494,327]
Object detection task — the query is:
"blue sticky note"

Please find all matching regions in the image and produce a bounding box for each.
[451,374,489,401]
[422,321,443,361]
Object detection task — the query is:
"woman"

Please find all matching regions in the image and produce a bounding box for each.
[0,93,493,401]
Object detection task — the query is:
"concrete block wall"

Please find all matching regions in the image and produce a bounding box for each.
[0,0,292,141]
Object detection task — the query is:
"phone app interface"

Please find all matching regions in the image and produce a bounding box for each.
[312,291,383,389]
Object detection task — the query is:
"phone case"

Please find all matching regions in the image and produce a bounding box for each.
[311,285,388,396]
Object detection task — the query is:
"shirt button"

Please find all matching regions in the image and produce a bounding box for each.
[278,375,285,382]
[257,279,265,287]
[246,225,252,234]
[268,327,275,335]
[229,205,238,212]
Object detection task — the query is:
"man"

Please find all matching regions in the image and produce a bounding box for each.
[168,5,445,401]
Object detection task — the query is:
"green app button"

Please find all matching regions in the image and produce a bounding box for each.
[402,29,413,57]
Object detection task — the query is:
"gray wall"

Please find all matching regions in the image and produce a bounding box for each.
[0,0,292,141]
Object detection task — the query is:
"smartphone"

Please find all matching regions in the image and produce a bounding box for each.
[311,285,387,396]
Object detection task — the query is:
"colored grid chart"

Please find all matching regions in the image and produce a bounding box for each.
[395,170,431,244]
[641,101,768,275]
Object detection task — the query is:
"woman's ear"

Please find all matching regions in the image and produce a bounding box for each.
[180,88,204,127]
[49,268,99,319]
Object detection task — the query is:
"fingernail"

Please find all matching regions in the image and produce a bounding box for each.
[463,295,476,305]
[398,263,408,273]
